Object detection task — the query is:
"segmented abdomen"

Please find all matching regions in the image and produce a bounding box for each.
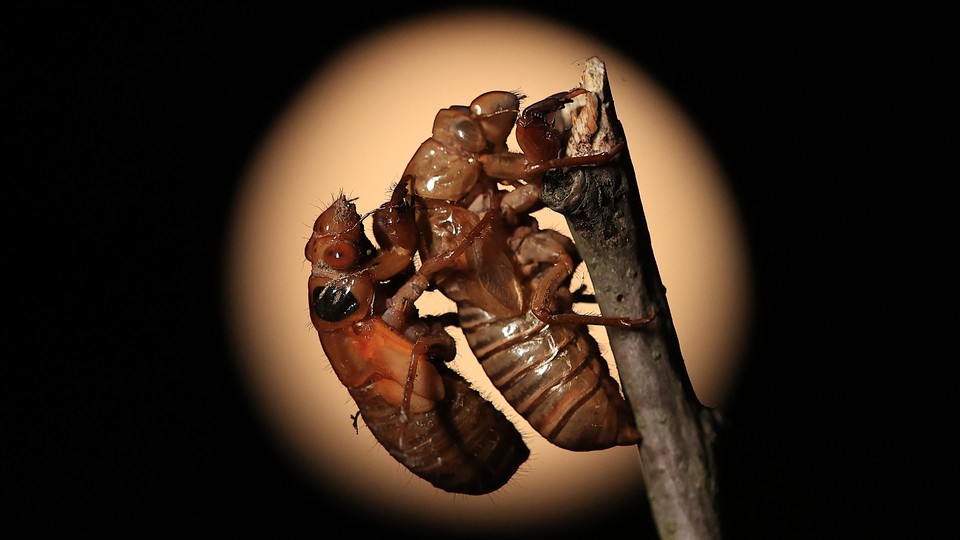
[349,362,529,495]
[458,304,640,451]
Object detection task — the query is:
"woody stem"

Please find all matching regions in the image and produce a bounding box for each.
[539,56,723,540]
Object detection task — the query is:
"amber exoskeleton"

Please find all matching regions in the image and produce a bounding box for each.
[405,90,650,451]
[305,185,528,494]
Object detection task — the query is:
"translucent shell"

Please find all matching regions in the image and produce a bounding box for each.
[405,138,480,201]
[404,91,527,202]
[432,108,486,153]
[421,205,523,318]
[470,91,521,151]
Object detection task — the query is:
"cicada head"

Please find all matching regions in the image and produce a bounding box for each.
[305,194,375,274]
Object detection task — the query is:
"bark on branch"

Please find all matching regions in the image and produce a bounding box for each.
[540,57,723,539]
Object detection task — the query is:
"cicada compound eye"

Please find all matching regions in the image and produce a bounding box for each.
[322,240,359,270]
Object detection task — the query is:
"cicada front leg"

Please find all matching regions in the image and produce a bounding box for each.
[515,87,625,181]
[396,331,455,448]
[528,243,655,329]
[381,189,506,328]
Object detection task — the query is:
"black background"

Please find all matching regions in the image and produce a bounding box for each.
[9,4,946,538]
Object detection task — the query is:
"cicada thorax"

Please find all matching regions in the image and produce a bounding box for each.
[417,203,524,318]
[305,192,529,494]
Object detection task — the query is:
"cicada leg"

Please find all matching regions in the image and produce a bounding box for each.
[366,175,420,283]
[381,203,500,329]
[514,87,628,182]
[397,331,456,448]
[531,255,655,328]
[518,229,655,329]
[417,203,498,277]
[523,142,625,180]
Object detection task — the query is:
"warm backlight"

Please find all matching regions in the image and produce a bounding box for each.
[226,9,750,535]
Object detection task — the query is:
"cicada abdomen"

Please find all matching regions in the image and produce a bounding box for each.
[346,360,530,495]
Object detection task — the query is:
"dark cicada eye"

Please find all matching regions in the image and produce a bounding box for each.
[311,283,360,322]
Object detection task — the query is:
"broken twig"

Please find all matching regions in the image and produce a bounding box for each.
[540,56,723,539]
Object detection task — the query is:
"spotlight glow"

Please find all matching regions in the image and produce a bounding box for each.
[227,10,750,534]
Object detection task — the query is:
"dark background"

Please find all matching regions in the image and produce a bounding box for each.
[9,4,945,538]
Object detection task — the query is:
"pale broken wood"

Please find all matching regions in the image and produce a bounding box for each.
[540,57,723,539]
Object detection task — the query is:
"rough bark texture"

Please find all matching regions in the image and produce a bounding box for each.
[540,57,723,539]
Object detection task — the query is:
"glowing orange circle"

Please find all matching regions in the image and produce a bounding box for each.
[227,10,750,534]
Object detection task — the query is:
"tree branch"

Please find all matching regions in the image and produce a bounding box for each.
[540,57,723,539]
